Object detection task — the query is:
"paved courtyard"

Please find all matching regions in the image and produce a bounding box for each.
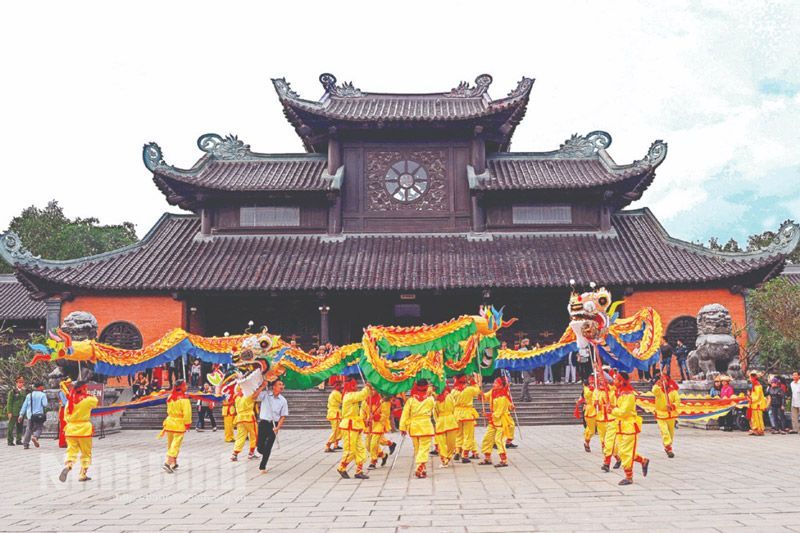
[0,425,798,532]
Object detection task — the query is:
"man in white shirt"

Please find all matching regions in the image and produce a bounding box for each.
[255,379,288,473]
[790,371,800,435]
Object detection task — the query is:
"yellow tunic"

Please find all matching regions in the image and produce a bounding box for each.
[64,395,99,438]
[453,385,480,421]
[480,392,510,457]
[610,390,644,473]
[400,395,435,466]
[434,395,458,434]
[234,395,256,424]
[651,384,680,420]
[326,389,343,420]
[339,387,371,431]
[162,398,193,433]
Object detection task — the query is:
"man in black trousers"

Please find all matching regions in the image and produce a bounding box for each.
[255,379,288,474]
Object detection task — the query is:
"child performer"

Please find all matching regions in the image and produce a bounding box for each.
[58,381,99,483]
[364,391,396,469]
[452,374,481,462]
[652,370,680,457]
[160,380,192,473]
[337,377,372,479]
[230,383,259,461]
[399,379,436,478]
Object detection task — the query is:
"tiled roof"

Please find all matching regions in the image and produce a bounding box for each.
[781,264,800,285]
[8,210,797,293]
[156,154,330,192]
[272,73,533,123]
[0,275,46,320]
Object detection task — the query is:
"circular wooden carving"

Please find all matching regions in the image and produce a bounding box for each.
[385,160,428,202]
[99,321,143,350]
[665,316,697,350]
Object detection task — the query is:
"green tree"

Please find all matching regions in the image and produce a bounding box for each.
[0,201,138,273]
[707,237,742,252]
[748,277,800,372]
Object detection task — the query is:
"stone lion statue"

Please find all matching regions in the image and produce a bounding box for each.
[686,303,742,380]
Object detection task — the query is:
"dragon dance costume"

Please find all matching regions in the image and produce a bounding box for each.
[59,381,99,483]
[325,384,343,453]
[580,377,597,452]
[452,375,480,462]
[598,380,619,470]
[337,379,371,479]
[399,380,436,478]
[221,385,237,443]
[652,374,680,457]
[433,386,458,467]
[610,372,649,485]
[160,380,192,473]
[363,392,395,469]
[479,378,511,467]
[231,386,258,460]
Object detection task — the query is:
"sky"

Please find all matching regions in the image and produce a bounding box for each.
[1,1,798,245]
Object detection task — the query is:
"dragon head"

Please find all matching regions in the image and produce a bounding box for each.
[568,283,612,320]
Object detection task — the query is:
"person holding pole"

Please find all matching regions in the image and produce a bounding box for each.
[337,377,372,479]
[478,376,512,467]
[159,379,192,473]
[399,379,436,479]
[59,380,99,482]
[452,373,481,462]
[255,379,288,474]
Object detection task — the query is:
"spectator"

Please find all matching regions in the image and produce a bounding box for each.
[660,338,674,378]
[675,340,690,381]
[519,338,535,402]
[564,350,577,384]
[788,371,800,435]
[19,382,48,449]
[709,377,721,397]
[719,375,735,431]
[190,359,202,389]
[255,379,288,473]
[768,377,788,434]
[196,383,218,432]
[6,376,27,446]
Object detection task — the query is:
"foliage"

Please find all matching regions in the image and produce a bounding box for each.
[0,200,138,273]
[707,237,742,252]
[748,277,800,372]
[0,328,56,409]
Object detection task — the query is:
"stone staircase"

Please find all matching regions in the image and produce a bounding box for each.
[120,382,655,430]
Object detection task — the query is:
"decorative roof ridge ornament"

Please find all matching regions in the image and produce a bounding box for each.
[319,73,363,98]
[630,140,668,170]
[271,77,300,99]
[446,74,493,98]
[553,131,613,159]
[764,221,800,254]
[505,77,534,99]
[0,232,40,266]
[197,133,252,160]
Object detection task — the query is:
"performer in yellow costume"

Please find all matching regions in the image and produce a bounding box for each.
[337,377,372,479]
[597,377,619,472]
[230,384,258,461]
[325,378,343,452]
[221,384,237,443]
[503,403,517,449]
[747,371,766,436]
[478,377,511,467]
[160,380,192,473]
[433,385,458,467]
[452,374,481,462]
[400,379,436,478]
[652,371,680,457]
[579,376,597,452]
[58,381,99,483]
[611,371,649,485]
[363,390,396,469]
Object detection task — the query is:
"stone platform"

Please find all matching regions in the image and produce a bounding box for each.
[0,426,798,532]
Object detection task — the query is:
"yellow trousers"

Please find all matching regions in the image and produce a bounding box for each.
[456,420,477,454]
[481,425,506,456]
[617,433,644,478]
[505,417,515,441]
[233,421,257,454]
[166,432,185,459]
[596,420,607,450]
[223,415,235,442]
[603,421,618,462]
[656,418,675,449]
[411,435,432,466]
[65,437,92,468]
[367,433,387,461]
[327,420,342,447]
[584,417,597,443]
[750,410,764,433]
[435,430,457,462]
[341,429,367,466]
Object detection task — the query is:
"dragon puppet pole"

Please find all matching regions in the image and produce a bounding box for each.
[389,432,406,473]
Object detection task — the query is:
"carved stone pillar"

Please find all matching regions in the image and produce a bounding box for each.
[318,305,330,344]
[44,298,62,332]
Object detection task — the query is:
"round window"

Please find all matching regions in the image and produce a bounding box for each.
[384,160,428,202]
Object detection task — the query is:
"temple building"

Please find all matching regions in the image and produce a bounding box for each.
[1,73,798,353]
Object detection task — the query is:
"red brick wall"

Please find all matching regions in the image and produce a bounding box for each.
[623,288,747,378]
[62,295,185,345]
